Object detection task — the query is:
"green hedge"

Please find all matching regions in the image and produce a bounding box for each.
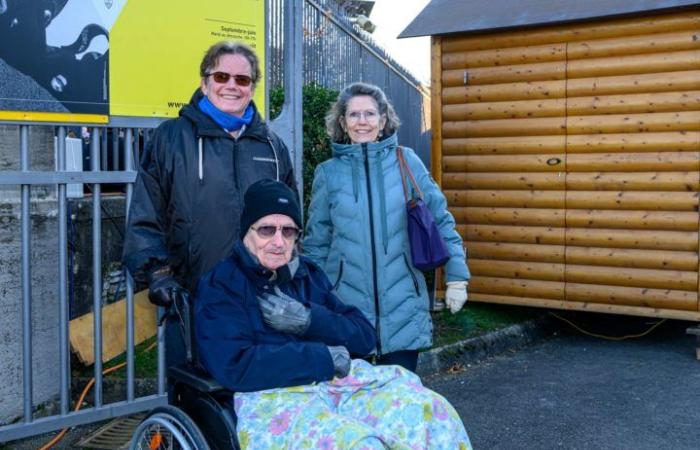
[269,84,338,214]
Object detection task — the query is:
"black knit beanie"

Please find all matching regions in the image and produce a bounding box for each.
[240,179,301,238]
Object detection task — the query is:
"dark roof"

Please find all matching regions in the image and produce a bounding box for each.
[399,0,700,38]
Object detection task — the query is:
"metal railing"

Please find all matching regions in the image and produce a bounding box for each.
[0,125,167,444]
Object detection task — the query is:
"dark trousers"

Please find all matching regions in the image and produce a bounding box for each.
[370,350,419,373]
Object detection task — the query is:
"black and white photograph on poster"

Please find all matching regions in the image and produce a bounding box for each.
[0,0,125,116]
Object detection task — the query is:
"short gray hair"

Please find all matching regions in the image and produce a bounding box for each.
[199,41,261,85]
[326,82,401,143]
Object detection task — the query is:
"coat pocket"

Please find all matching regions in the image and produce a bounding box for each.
[402,253,421,296]
[250,155,279,180]
[332,259,345,291]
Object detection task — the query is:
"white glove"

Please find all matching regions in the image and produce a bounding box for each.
[445,281,468,314]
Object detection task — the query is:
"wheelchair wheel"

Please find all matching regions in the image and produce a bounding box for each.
[130,405,211,450]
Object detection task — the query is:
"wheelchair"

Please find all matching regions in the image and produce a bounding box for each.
[129,292,240,450]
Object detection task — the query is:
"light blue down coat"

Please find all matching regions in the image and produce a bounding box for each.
[303,133,470,354]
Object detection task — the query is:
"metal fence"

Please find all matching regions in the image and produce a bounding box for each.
[0,125,166,444]
[269,0,432,159]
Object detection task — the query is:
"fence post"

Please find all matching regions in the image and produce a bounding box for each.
[125,128,136,402]
[57,126,70,415]
[91,128,103,407]
[270,0,304,202]
[20,125,33,423]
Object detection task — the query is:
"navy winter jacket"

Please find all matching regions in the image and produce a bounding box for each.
[123,90,296,291]
[194,241,376,392]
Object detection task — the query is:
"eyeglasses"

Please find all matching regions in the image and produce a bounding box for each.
[251,225,300,240]
[205,72,253,87]
[345,110,381,124]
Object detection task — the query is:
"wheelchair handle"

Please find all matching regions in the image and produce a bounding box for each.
[159,289,195,365]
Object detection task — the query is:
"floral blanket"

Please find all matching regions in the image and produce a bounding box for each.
[234,359,472,449]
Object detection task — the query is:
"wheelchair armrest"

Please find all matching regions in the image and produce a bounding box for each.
[168,364,233,395]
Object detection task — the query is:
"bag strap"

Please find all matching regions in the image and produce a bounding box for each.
[396,146,423,201]
[397,147,410,203]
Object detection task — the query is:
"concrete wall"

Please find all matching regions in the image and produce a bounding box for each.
[0,125,61,424]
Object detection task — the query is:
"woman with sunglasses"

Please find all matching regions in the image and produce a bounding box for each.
[195,179,472,449]
[303,82,471,373]
[124,41,296,366]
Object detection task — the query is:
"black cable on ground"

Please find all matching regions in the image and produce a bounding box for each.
[549,312,667,341]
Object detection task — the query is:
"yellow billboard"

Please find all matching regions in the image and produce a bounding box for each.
[0,0,265,124]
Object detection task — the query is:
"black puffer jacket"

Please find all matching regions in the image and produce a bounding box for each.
[123,90,296,290]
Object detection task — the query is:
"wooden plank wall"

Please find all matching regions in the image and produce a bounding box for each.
[437,10,700,320]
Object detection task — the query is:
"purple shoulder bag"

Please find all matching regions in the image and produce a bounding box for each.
[397,147,450,271]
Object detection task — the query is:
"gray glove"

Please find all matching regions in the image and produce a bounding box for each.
[327,345,351,378]
[258,286,311,335]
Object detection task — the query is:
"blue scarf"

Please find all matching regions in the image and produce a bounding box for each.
[198,96,254,132]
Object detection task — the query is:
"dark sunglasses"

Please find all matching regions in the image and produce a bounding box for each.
[251,225,300,240]
[205,72,253,87]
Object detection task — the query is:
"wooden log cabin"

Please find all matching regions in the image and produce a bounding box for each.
[400,0,700,320]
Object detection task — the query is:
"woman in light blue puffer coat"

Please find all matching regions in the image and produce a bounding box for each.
[303,82,470,372]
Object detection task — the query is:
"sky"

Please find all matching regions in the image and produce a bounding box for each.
[369,0,432,85]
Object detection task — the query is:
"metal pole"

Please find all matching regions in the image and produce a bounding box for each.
[112,128,119,171]
[91,128,103,407]
[57,126,70,415]
[100,128,108,172]
[269,0,303,202]
[289,0,303,196]
[20,125,33,423]
[124,128,135,402]
[264,0,270,117]
[157,310,166,396]
[134,130,141,166]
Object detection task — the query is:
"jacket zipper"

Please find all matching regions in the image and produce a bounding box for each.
[232,139,240,192]
[402,253,421,295]
[363,144,382,355]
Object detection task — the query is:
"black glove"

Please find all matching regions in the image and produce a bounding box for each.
[327,346,351,378]
[147,267,182,307]
[258,286,311,335]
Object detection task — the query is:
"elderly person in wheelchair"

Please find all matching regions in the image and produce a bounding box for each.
[190,179,472,449]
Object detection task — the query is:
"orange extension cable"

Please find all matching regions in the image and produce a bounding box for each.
[39,341,158,450]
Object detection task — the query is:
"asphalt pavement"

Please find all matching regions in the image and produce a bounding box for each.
[425,316,700,450]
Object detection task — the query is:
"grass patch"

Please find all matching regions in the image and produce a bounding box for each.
[74,336,158,379]
[431,302,540,348]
